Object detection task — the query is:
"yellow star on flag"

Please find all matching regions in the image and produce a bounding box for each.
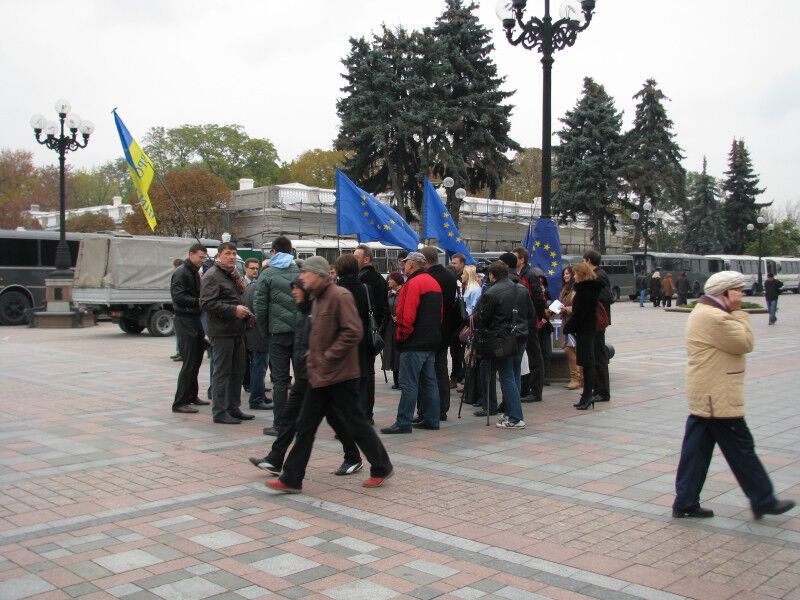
[534,241,541,247]
[443,212,449,218]
[548,269,555,275]
[550,251,557,258]
[447,231,454,237]
[551,261,559,267]
[369,220,375,225]
[362,211,369,217]
[456,237,462,242]
[443,222,450,228]
[389,219,395,224]
[543,244,550,250]
[383,224,391,230]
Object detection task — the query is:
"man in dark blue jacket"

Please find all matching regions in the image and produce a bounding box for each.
[171,243,210,414]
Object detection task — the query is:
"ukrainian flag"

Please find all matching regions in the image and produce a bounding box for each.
[113,109,157,231]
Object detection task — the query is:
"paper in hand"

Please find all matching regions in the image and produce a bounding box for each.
[548,299,564,314]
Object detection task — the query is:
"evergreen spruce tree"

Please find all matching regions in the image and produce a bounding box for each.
[722,138,765,253]
[553,77,623,252]
[683,157,723,254]
[623,79,685,250]
[429,0,519,222]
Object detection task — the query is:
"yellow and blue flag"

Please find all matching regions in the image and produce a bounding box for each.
[524,219,562,297]
[335,169,419,251]
[113,109,157,231]
[422,179,475,264]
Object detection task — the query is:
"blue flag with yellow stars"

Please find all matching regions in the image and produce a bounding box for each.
[422,178,475,264]
[335,169,420,251]
[525,218,562,298]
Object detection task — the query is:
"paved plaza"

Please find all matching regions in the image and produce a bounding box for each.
[1,295,799,600]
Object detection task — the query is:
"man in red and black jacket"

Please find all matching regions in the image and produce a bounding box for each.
[381,252,443,434]
[512,248,546,403]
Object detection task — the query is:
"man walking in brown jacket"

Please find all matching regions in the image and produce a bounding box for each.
[266,256,394,493]
[673,271,795,520]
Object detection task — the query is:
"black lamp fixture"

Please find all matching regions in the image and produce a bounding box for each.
[496,0,596,219]
[747,216,774,294]
[30,100,95,277]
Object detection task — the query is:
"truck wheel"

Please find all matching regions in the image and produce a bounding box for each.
[0,291,32,326]
[119,318,144,334]
[147,309,175,337]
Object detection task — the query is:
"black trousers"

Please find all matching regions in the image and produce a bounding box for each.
[576,332,595,403]
[434,347,450,417]
[449,337,465,382]
[280,378,392,489]
[173,315,205,408]
[592,330,610,401]
[268,332,294,431]
[360,364,376,420]
[267,377,360,469]
[210,335,245,419]
[521,331,544,400]
[674,415,776,512]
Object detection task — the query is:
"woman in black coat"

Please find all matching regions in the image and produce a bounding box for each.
[382,272,404,389]
[562,262,604,410]
[335,254,373,414]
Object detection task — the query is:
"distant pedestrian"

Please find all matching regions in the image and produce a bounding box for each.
[242,263,272,411]
[171,243,210,414]
[650,271,662,307]
[672,271,795,519]
[449,252,467,388]
[661,272,675,308]
[764,272,783,325]
[383,272,404,389]
[635,270,648,307]
[558,266,581,390]
[676,272,690,306]
[200,242,254,424]
[266,256,394,493]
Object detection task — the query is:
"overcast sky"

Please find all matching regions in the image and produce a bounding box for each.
[2,0,798,213]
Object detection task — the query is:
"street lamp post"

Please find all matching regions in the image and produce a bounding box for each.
[630,200,652,273]
[496,0,595,219]
[439,177,466,248]
[30,100,95,277]
[747,216,775,294]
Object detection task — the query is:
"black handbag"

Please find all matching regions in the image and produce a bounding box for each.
[363,284,385,356]
[474,327,518,359]
[456,292,469,330]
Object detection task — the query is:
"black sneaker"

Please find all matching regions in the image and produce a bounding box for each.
[248,457,281,476]
[672,506,714,519]
[754,499,795,520]
[334,460,363,476]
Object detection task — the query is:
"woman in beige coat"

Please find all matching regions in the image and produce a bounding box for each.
[672,271,795,520]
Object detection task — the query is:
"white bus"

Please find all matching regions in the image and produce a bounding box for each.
[765,256,800,294]
[705,255,761,295]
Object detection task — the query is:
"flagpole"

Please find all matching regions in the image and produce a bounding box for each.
[151,171,203,245]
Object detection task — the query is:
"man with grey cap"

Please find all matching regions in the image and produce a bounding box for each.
[381,251,442,434]
[673,271,795,519]
[266,256,394,492]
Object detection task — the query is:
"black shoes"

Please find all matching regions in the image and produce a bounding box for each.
[248,457,281,475]
[591,394,610,403]
[214,414,241,424]
[754,499,796,519]
[672,506,714,519]
[411,416,424,424]
[173,405,199,414]
[262,426,278,436]
[413,422,440,430]
[249,400,273,410]
[473,409,497,417]
[380,424,412,434]
[520,395,541,403]
[575,399,595,410]
[229,410,254,421]
[440,414,448,422]
[334,460,363,476]
[191,398,211,406]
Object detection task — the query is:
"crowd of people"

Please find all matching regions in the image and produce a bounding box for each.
[165,236,794,519]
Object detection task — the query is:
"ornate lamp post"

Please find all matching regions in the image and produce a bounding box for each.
[630,200,652,273]
[496,0,595,219]
[747,216,774,294]
[30,100,95,277]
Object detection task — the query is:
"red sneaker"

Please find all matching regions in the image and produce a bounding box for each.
[265,480,301,494]
[362,469,394,488]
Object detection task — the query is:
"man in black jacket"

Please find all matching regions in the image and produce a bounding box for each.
[171,243,210,414]
[354,244,389,421]
[421,246,458,421]
[584,249,612,403]
[512,248,545,403]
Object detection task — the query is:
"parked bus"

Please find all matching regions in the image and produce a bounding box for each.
[628,252,722,299]
[0,229,93,325]
[561,254,635,301]
[705,255,762,295]
[287,239,444,275]
[765,256,800,294]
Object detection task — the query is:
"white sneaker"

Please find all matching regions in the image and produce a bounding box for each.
[496,419,525,429]
[496,414,509,424]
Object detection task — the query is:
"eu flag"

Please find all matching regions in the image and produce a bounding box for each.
[113,109,157,231]
[335,169,419,251]
[422,179,475,264]
[525,218,562,298]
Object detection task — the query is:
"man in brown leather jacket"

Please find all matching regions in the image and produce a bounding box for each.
[266,256,394,493]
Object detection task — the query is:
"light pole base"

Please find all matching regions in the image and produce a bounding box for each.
[28,278,95,329]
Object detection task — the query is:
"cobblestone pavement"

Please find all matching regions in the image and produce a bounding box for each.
[1,295,799,600]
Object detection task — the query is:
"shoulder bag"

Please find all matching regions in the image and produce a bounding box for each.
[363,284,385,356]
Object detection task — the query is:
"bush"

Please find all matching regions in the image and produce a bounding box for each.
[680,301,762,309]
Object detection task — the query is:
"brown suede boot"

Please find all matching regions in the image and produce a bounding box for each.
[564,347,581,389]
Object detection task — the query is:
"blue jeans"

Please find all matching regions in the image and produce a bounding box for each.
[396,351,439,428]
[248,350,269,404]
[768,299,778,324]
[495,343,526,423]
[639,289,646,307]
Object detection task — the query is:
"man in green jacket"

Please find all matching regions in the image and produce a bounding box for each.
[254,236,300,436]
